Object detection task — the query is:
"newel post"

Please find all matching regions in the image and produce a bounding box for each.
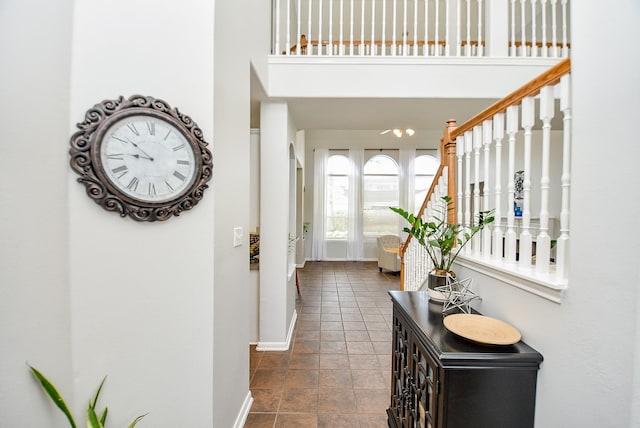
[442,119,458,225]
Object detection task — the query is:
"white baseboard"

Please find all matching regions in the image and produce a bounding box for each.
[233,391,253,428]
[256,309,298,351]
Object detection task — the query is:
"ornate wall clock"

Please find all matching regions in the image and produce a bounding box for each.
[69,95,213,222]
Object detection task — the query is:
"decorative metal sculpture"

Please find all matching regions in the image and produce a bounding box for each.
[435,276,480,314]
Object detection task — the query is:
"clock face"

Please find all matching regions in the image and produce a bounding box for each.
[99,114,197,204]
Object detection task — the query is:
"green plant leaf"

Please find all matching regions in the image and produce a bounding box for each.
[29,365,77,428]
[91,376,107,409]
[99,407,108,425]
[86,404,104,428]
[128,413,148,428]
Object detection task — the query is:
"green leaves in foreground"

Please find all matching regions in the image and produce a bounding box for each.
[29,365,77,428]
[28,365,147,427]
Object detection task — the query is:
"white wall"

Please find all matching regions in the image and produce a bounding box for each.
[0,1,74,426]
[259,102,297,349]
[455,2,640,427]
[68,1,215,426]
[249,130,261,343]
[1,0,271,426]
[213,0,271,425]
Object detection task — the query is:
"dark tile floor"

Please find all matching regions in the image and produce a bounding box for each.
[246,261,400,428]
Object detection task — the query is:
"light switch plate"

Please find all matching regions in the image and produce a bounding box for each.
[233,227,243,247]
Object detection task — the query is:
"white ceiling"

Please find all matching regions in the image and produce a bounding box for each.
[285,97,499,131]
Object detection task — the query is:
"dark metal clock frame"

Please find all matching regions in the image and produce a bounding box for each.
[69,95,213,222]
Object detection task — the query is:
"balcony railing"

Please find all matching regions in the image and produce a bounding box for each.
[272,0,570,59]
[401,58,571,302]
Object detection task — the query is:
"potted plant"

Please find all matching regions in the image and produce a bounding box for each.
[29,365,147,428]
[390,196,494,301]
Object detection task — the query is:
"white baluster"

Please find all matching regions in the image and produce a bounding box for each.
[530,0,537,57]
[456,135,464,234]
[424,0,429,56]
[477,0,484,56]
[536,85,554,273]
[519,0,526,57]
[392,0,397,56]
[492,113,505,260]
[464,131,473,255]
[550,0,558,57]
[349,0,354,55]
[561,0,568,57]
[361,0,366,55]
[472,126,482,256]
[453,0,461,56]
[340,0,345,55]
[371,0,376,55]
[275,0,281,54]
[297,0,302,55]
[382,0,386,56]
[465,0,471,56]
[308,0,313,55]
[482,119,492,257]
[434,0,440,56]
[286,0,291,56]
[519,96,535,268]
[556,73,571,282]
[328,0,333,55]
[510,0,517,56]
[318,0,323,56]
[540,0,548,57]
[505,105,519,263]
[413,0,418,56]
[402,0,408,56]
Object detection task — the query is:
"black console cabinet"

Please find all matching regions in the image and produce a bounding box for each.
[387,291,543,428]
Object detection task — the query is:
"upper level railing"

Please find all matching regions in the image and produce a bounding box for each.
[272,0,570,58]
[400,58,571,302]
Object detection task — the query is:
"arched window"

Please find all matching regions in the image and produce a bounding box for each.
[414,154,438,210]
[326,154,350,239]
[363,155,399,236]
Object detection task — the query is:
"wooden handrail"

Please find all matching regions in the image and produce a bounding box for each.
[285,37,572,55]
[284,36,490,54]
[450,58,571,139]
[399,119,457,257]
[509,40,571,49]
[399,164,446,257]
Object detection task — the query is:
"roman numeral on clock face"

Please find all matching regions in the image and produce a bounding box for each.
[126,176,139,191]
[173,171,186,181]
[127,122,140,136]
[146,121,156,136]
[111,165,128,178]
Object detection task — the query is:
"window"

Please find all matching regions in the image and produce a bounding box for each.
[363,155,399,236]
[326,154,349,239]
[414,154,438,211]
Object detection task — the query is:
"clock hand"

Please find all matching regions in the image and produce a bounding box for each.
[128,153,154,161]
[124,137,155,161]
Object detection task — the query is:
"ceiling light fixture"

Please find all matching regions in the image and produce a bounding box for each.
[380,128,416,138]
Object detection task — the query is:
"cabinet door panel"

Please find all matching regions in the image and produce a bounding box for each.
[391,313,411,425]
[412,338,438,428]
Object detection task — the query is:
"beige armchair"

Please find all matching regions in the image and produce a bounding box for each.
[377,235,401,273]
